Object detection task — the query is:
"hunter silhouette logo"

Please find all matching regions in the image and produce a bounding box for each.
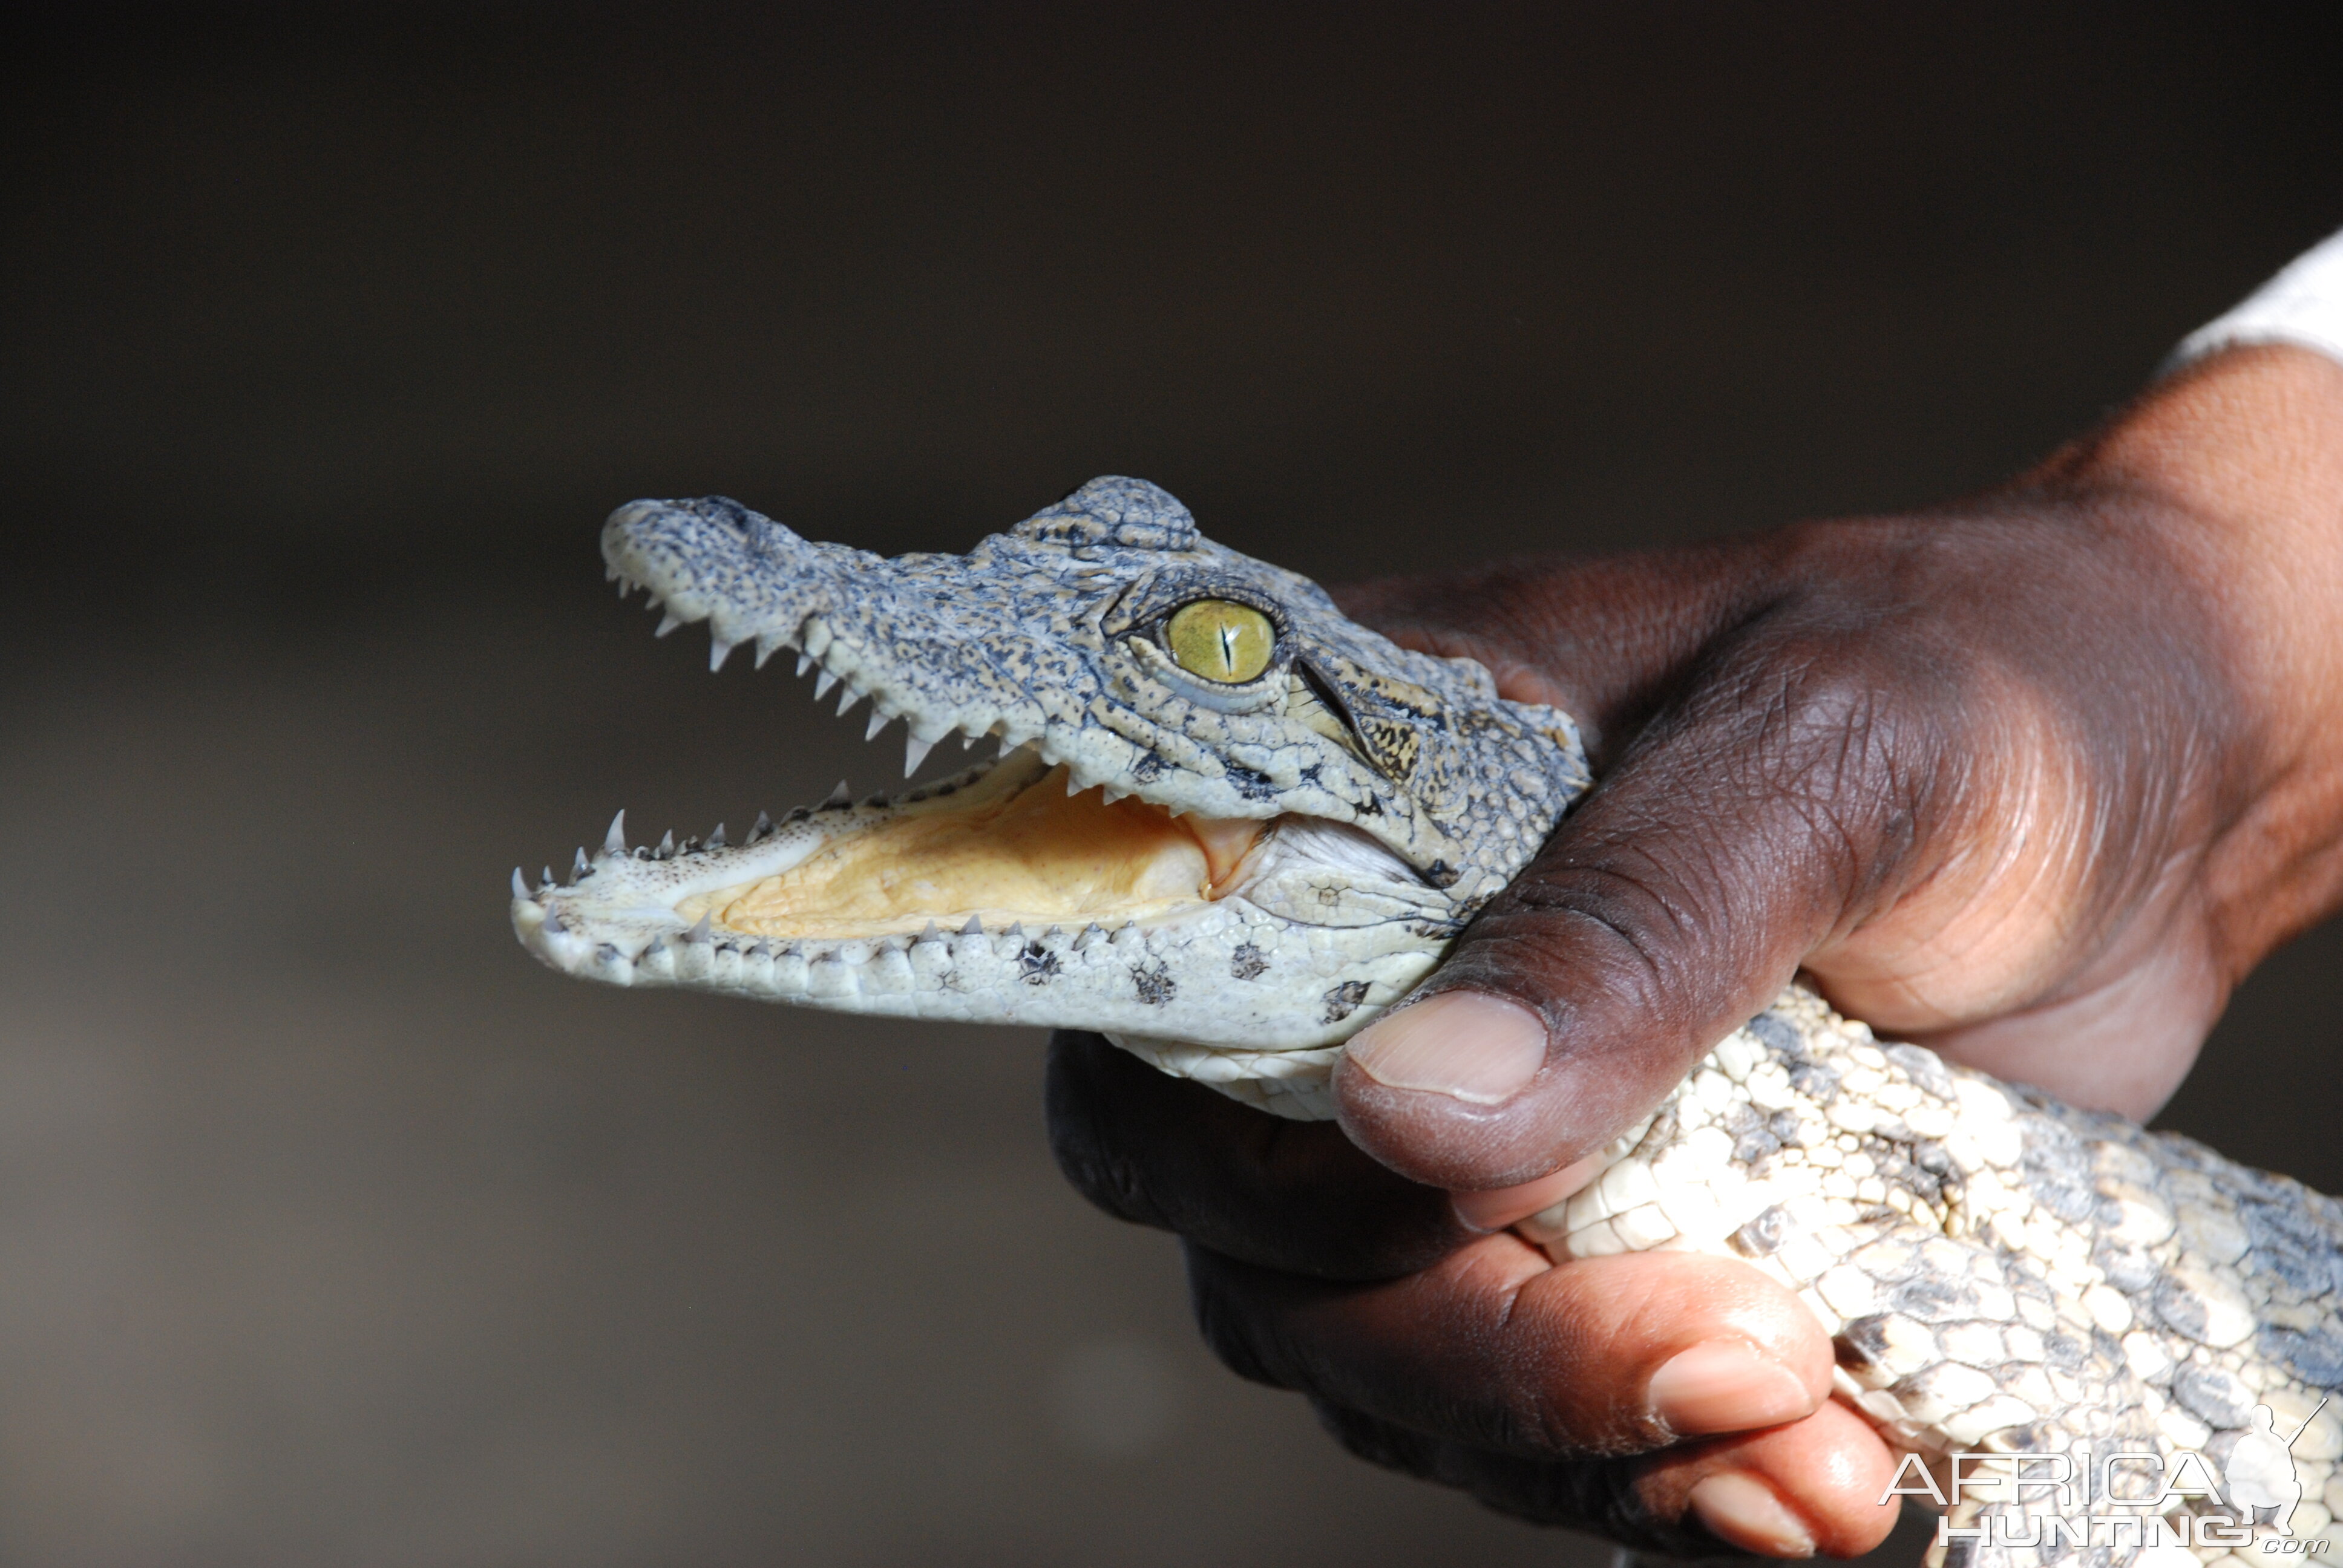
[1881,1397,2335,1557]
[2227,1403,2318,1537]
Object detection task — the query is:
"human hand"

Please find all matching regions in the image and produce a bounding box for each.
[1050,344,2343,1555]
[1050,1032,1879,1556]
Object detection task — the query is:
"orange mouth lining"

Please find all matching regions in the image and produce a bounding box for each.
[675,761,1267,941]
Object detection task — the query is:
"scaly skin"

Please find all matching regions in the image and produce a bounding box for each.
[510,476,2342,1566]
[1536,990,2343,1568]
[513,476,1587,1116]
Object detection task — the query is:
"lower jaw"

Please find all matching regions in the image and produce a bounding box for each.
[529,887,1434,1057]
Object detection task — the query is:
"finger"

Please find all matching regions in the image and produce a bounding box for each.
[1044,1031,1473,1280]
[1334,610,1960,1189]
[1650,1401,1902,1560]
[1187,1237,1833,1456]
[1317,1394,1901,1560]
[1447,1152,1605,1234]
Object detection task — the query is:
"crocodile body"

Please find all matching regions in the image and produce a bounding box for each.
[511,478,2343,1566]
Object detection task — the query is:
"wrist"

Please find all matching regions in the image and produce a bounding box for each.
[2068,345,2343,975]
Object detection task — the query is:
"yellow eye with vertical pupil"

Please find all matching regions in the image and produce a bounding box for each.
[1165,599,1276,684]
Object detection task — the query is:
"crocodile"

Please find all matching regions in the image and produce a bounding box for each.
[511,475,2343,1567]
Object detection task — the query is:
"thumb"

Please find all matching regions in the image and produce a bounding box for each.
[1332,630,1949,1191]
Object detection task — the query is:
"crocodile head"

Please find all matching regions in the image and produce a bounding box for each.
[511,476,1588,1116]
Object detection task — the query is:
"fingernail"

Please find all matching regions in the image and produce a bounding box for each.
[1344,992,1546,1105]
[1450,1152,1604,1233]
[1688,1472,1815,1558]
[1647,1339,1813,1435]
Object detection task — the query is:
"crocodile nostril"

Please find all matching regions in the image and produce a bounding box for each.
[698,495,754,531]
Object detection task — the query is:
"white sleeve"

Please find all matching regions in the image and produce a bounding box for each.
[2169,227,2343,370]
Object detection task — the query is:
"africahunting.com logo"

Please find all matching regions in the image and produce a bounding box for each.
[1883,1400,2336,1559]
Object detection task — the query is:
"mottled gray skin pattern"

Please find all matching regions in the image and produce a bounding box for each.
[511,477,2341,1566]
[515,477,1588,1116]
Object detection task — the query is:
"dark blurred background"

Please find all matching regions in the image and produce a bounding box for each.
[3,4,2340,1564]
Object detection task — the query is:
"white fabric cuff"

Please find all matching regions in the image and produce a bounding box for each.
[2169,227,2343,370]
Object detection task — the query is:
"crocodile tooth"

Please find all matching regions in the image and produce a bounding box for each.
[751,809,773,840]
[706,822,727,849]
[919,921,942,941]
[752,634,781,668]
[655,612,682,638]
[709,636,736,671]
[903,735,933,775]
[572,847,591,881]
[822,780,851,808]
[511,867,531,899]
[837,687,862,717]
[603,810,628,856]
[615,578,631,598]
[813,670,839,702]
[540,866,557,890]
[864,710,890,742]
[1102,785,1129,804]
[657,830,675,857]
[796,653,814,678]
[959,915,983,935]
[960,731,977,750]
[686,913,712,943]
[1004,922,1025,939]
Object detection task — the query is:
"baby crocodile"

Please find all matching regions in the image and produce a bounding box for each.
[511,477,2342,1568]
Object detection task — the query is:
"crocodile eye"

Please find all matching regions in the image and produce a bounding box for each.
[1164,599,1275,684]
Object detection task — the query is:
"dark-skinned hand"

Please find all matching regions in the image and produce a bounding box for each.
[1050,345,2343,1558]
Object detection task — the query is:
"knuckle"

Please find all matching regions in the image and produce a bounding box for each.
[1715,638,1944,799]
[1498,630,1959,947]
[1311,1398,1441,1478]
[1722,638,1956,906]
[1181,1247,1294,1389]
[1042,1033,1172,1230]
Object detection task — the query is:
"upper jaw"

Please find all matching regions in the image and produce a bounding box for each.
[599,495,1397,826]
[604,496,1176,803]
[603,496,1010,776]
